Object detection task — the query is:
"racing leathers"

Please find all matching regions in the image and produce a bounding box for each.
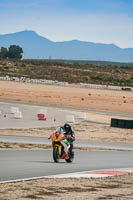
[55,125,75,157]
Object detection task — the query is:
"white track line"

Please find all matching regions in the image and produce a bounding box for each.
[0,167,133,184]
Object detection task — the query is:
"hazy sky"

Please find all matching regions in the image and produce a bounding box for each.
[0,0,133,48]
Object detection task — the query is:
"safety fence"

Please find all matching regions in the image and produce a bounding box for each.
[0,75,68,86]
[0,75,133,91]
[80,83,133,91]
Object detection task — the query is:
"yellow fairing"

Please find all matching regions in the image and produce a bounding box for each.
[51,133,62,154]
[55,144,61,154]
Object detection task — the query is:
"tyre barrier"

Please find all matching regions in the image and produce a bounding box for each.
[77,112,87,120]
[66,115,75,123]
[111,118,133,129]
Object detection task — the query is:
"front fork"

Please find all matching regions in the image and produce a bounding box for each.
[54,144,62,156]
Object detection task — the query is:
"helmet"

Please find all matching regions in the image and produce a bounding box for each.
[64,123,71,133]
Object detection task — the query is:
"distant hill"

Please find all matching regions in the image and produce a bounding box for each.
[0,30,133,62]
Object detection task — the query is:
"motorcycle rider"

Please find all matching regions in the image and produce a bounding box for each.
[54,123,75,159]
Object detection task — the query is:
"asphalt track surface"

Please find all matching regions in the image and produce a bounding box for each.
[0,135,133,151]
[0,149,133,182]
[0,100,133,183]
[1,100,133,129]
[0,101,82,129]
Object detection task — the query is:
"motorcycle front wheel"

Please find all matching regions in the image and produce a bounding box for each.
[53,146,60,163]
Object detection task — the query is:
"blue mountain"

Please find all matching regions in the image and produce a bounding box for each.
[0,30,133,62]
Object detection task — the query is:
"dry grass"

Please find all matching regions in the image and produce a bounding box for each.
[1,142,127,151]
[0,59,133,86]
[0,174,133,200]
[0,142,51,149]
[0,121,133,143]
[1,80,133,114]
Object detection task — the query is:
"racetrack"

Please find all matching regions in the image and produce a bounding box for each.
[0,149,133,183]
[1,135,133,151]
[0,101,81,129]
[0,100,133,183]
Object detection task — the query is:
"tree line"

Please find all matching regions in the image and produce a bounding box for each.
[0,45,23,59]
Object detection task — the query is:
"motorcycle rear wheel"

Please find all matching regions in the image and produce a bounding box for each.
[65,158,73,163]
[65,151,74,163]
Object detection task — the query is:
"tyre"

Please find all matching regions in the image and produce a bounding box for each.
[111,118,118,127]
[53,146,60,163]
[118,119,126,128]
[111,118,133,129]
[125,120,133,129]
[65,151,74,163]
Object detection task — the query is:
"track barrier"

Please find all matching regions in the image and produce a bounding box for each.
[66,115,75,123]
[111,118,133,129]
[77,112,87,120]
[14,111,23,119]
[11,107,19,114]
[37,113,46,120]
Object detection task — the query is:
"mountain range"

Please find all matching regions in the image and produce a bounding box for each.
[0,30,133,62]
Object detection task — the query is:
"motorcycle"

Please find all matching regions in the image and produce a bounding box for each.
[49,133,74,163]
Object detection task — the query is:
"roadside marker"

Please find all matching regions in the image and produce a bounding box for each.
[37,113,46,120]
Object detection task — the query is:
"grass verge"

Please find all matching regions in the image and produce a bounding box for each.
[0,142,130,151]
